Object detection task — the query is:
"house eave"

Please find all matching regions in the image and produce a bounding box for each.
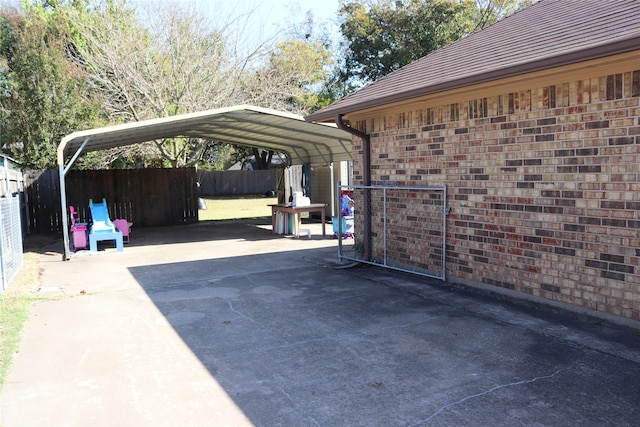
[306,35,640,124]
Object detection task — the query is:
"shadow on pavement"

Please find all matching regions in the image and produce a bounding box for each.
[128,246,640,426]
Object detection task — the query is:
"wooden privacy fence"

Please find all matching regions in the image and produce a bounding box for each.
[26,168,198,233]
[197,169,277,196]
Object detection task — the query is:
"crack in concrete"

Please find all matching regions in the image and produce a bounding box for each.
[300,295,361,307]
[275,385,322,427]
[220,297,267,329]
[407,369,564,426]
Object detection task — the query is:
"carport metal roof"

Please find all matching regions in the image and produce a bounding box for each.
[57,104,353,261]
[57,104,352,166]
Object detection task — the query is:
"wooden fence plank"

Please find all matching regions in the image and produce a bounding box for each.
[26,168,287,233]
[196,170,277,196]
[26,168,199,233]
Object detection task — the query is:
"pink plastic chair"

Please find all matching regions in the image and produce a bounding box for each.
[69,206,88,252]
[113,219,133,243]
[69,206,82,226]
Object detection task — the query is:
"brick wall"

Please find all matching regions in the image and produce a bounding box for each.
[351,68,640,321]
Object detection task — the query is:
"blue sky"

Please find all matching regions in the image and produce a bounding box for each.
[225,1,339,27]
[3,0,343,51]
[224,0,341,28]
[182,0,341,44]
[143,0,343,59]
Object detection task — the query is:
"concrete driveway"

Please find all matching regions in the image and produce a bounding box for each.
[1,220,639,426]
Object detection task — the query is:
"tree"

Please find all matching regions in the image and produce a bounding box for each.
[337,0,530,87]
[472,0,535,30]
[1,0,339,170]
[240,38,333,115]
[197,142,236,171]
[234,10,336,168]
[72,0,339,168]
[0,4,100,169]
[68,1,253,168]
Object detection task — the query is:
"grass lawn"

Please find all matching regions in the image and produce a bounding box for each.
[0,235,54,391]
[198,195,277,221]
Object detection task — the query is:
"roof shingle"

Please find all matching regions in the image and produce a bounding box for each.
[306,0,640,122]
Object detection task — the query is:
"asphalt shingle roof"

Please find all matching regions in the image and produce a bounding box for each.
[306,0,640,123]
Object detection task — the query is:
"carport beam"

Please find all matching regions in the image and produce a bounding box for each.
[60,137,90,261]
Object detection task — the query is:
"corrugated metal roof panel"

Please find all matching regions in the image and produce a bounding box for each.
[58,105,352,166]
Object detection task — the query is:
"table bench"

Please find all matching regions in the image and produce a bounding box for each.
[269,204,327,236]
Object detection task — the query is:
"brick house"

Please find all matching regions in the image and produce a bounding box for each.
[306,0,640,323]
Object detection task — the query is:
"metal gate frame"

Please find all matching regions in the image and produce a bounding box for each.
[337,183,448,281]
[1,155,26,294]
[0,195,24,294]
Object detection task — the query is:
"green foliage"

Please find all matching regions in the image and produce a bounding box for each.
[353,241,365,257]
[0,293,37,390]
[0,234,54,391]
[0,0,341,169]
[197,143,236,171]
[225,146,281,171]
[66,1,251,168]
[0,2,100,169]
[337,0,527,87]
[269,39,333,112]
[472,0,535,30]
[239,37,334,115]
[0,0,532,170]
[0,0,534,170]
[338,0,474,85]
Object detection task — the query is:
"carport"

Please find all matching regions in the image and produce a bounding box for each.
[57,104,352,260]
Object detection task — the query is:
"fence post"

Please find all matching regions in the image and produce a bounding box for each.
[2,156,8,196]
[0,198,5,293]
[60,164,71,261]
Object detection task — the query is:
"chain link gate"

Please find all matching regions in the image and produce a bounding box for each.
[0,195,24,294]
[337,183,448,281]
